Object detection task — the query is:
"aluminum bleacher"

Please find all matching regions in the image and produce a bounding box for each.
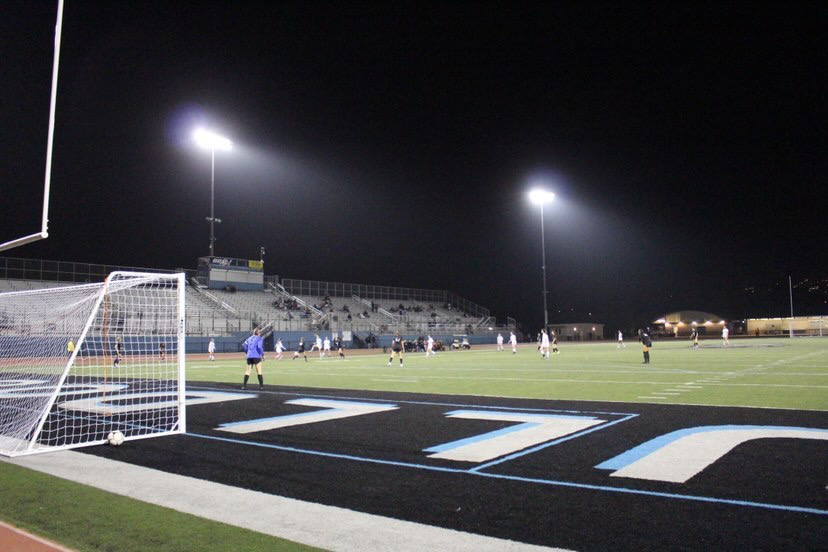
[0,257,514,339]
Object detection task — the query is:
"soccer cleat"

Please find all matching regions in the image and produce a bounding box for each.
[241,384,247,390]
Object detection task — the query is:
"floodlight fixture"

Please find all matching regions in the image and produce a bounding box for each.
[528,189,556,205]
[193,128,232,151]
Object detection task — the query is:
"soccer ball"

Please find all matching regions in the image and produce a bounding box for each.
[107,430,125,446]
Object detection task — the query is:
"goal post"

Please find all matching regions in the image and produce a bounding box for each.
[0,271,186,456]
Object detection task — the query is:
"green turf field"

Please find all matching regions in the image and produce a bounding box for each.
[0,461,320,552]
[189,338,828,411]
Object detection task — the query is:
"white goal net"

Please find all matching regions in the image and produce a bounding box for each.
[0,271,185,456]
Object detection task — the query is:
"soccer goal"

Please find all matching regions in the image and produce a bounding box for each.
[0,271,185,456]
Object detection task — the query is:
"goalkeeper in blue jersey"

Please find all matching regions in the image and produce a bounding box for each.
[241,329,265,390]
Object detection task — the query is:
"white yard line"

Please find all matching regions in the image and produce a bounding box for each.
[4,452,562,552]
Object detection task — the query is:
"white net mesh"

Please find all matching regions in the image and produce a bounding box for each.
[0,272,185,456]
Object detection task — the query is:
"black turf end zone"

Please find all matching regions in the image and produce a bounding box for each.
[81,384,828,550]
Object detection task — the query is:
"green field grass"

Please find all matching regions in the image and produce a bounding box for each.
[189,338,828,411]
[0,461,320,552]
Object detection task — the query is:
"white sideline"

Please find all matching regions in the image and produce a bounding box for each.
[4,450,565,552]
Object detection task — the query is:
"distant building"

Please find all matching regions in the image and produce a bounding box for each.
[548,323,604,341]
[652,311,725,337]
[746,316,827,337]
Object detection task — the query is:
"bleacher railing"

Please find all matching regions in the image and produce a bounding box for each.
[0,255,197,284]
[281,278,490,318]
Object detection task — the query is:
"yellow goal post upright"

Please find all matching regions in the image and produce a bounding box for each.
[0,271,186,456]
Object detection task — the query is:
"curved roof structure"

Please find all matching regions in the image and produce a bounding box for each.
[654,311,725,324]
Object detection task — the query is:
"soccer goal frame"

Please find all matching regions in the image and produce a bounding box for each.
[0,271,186,457]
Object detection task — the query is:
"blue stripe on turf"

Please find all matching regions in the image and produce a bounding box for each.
[186,431,828,516]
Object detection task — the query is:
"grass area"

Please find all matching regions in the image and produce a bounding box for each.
[0,461,320,552]
[188,337,828,411]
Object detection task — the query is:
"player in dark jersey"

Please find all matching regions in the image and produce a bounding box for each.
[639,328,653,364]
[292,337,308,362]
[159,342,166,360]
[551,331,559,354]
[387,333,404,367]
[113,336,124,368]
[333,335,345,359]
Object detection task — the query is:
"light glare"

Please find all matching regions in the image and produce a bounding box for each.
[193,128,233,151]
[529,189,555,205]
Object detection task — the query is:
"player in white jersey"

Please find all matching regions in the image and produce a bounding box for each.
[426,335,435,356]
[509,331,517,353]
[322,336,331,357]
[496,333,504,351]
[274,338,284,360]
[312,334,322,353]
[722,326,729,347]
[617,330,625,348]
[208,338,216,361]
[540,329,550,358]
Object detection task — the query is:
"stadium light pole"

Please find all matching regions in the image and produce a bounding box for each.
[193,128,232,258]
[529,189,556,329]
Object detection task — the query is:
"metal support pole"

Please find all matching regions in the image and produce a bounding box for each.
[209,148,215,258]
[539,204,549,329]
[788,275,794,338]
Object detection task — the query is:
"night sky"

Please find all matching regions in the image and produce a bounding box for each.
[2,2,826,332]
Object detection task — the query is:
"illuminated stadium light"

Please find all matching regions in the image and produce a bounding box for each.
[193,128,232,151]
[692,321,697,326]
[529,189,556,205]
